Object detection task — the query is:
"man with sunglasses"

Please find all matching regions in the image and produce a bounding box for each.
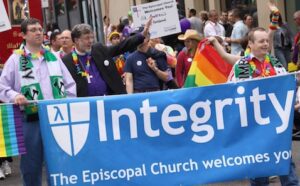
[0,18,76,186]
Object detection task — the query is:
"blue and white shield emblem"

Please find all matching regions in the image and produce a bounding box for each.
[46,102,90,156]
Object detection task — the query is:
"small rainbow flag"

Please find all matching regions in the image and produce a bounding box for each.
[184,41,232,87]
[0,104,26,157]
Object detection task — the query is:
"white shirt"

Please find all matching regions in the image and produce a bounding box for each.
[51,48,61,59]
[104,24,112,46]
[231,20,249,55]
[203,21,225,38]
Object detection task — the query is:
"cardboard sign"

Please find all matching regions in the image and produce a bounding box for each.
[0,0,11,32]
[131,0,181,38]
[41,0,48,8]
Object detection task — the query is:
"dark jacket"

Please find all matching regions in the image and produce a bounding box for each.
[63,34,145,97]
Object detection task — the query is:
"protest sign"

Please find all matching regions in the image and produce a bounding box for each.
[0,0,11,32]
[38,75,296,186]
[131,0,181,38]
[41,0,48,8]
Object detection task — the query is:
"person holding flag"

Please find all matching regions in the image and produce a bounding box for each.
[0,18,76,186]
[176,29,202,88]
[229,26,299,186]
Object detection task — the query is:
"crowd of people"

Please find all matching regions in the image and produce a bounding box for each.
[0,1,300,186]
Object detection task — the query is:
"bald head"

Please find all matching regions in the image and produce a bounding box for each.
[294,11,300,18]
[294,11,300,26]
[61,30,71,39]
[208,10,219,23]
[60,30,73,53]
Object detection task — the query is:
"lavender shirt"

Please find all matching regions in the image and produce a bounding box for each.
[0,48,77,103]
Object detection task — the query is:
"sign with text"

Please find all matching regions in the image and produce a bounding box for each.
[131,0,181,39]
[41,0,48,8]
[38,75,296,186]
[0,0,11,32]
[0,0,42,63]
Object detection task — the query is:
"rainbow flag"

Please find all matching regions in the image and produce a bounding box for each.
[184,41,232,87]
[0,105,26,157]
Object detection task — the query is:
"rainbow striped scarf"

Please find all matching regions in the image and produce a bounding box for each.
[0,105,26,157]
[184,41,232,87]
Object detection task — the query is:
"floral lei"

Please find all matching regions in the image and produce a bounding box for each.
[246,54,273,77]
[59,49,65,58]
[71,49,91,78]
[14,48,46,60]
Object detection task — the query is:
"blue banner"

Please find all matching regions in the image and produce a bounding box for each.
[38,75,296,186]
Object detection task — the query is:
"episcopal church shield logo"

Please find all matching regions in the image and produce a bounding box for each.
[46,102,90,156]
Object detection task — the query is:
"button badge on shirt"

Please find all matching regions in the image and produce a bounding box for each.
[104,60,109,66]
[137,61,142,66]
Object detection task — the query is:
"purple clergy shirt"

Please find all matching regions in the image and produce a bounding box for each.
[78,54,108,96]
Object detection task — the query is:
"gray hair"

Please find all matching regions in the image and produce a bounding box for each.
[71,24,93,42]
[294,11,300,18]
[208,10,218,18]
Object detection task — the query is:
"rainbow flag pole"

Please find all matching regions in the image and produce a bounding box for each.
[184,41,233,87]
[0,104,26,157]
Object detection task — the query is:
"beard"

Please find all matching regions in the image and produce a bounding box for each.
[78,42,92,54]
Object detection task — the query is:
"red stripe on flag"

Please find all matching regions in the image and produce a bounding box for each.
[200,44,232,76]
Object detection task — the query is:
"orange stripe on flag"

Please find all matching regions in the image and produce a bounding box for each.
[194,67,214,86]
[195,53,227,84]
[184,41,233,88]
[201,45,232,76]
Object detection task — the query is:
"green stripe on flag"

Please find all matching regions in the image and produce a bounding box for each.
[2,105,12,156]
[184,75,197,88]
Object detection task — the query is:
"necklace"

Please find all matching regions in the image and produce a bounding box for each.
[71,49,93,83]
[247,54,275,77]
[15,47,45,60]
[59,49,65,58]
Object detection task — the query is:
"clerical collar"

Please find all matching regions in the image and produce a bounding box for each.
[75,48,90,56]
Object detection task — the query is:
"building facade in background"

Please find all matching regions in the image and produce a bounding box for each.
[0,0,43,63]
[42,0,300,42]
[0,0,299,64]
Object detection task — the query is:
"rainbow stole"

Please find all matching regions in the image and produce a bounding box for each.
[0,105,26,157]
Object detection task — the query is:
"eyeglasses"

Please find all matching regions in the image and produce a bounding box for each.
[28,28,44,33]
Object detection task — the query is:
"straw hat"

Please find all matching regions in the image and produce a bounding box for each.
[178,29,202,41]
[108,31,120,41]
[155,43,176,57]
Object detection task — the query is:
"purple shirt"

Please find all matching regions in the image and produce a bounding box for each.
[78,55,108,96]
[0,48,76,103]
[122,25,133,38]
